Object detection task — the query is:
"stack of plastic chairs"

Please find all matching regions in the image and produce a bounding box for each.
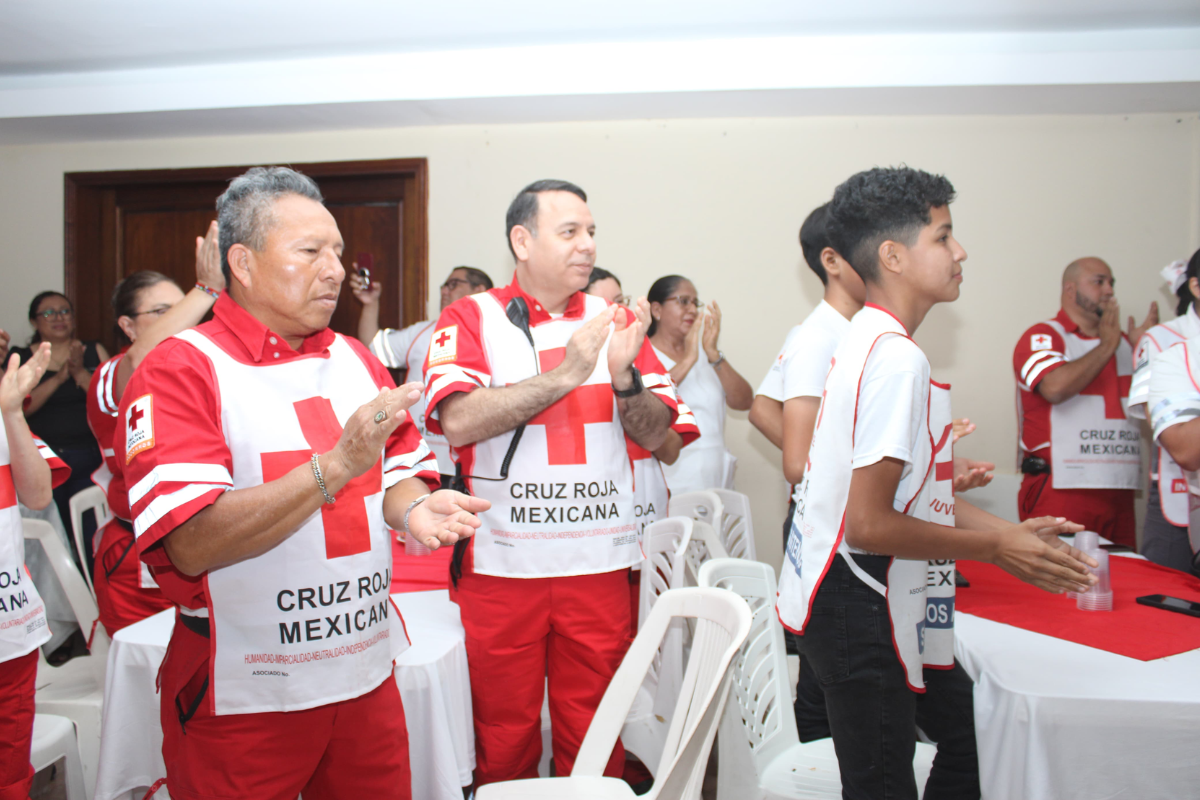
[68,485,109,598]
[25,518,108,798]
[710,489,756,561]
[699,558,936,800]
[479,587,752,800]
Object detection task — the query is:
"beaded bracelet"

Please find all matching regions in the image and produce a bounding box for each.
[196,283,221,300]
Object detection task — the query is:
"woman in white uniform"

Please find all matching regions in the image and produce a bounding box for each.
[647,275,752,493]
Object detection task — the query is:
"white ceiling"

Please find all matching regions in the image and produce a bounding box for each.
[1,0,1198,143]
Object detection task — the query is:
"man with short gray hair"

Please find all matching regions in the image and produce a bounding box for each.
[118,166,488,799]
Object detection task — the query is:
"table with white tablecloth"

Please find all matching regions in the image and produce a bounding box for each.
[94,590,474,800]
[955,610,1200,800]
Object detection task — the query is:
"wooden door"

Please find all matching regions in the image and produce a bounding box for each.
[65,160,427,355]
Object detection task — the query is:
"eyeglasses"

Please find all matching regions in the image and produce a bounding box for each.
[613,295,632,306]
[665,295,704,310]
[441,278,471,292]
[36,308,72,319]
[129,306,171,319]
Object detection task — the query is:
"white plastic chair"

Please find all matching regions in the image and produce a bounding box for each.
[31,714,88,799]
[667,492,731,586]
[25,518,107,799]
[698,558,936,800]
[711,488,756,561]
[622,518,693,774]
[479,587,752,800]
[68,486,109,598]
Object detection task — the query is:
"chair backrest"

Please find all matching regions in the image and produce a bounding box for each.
[572,587,751,800]
[682,520,729,589]
[699,558,798,773]
[639,517,694,724]
[23,519,109,675]
[711,489,756,561]
[668,492,731,585]
[668,491,724,533]
[68,485,108,598]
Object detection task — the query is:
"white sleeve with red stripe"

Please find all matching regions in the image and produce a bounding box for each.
[1148,342,1200,441]
[93,355,122,416]
[423,300,492,435]
[370,325,420,370]
[1129,326,1168,419]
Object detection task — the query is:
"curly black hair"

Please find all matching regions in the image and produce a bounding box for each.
[827,167,956,283]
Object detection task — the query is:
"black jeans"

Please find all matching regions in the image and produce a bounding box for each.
[795,554,980,800]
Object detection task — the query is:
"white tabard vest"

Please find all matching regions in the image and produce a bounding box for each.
[778,308,935,691]
[463,292,640,578]
[1042,320,1140,490]
[1132,312,1199,526]
[924,383,956,669]
[0,432,52,663]
[174,329,409,715]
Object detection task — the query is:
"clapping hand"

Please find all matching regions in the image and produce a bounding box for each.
[406,490,490,549]
[0,343,50,415]
[953,457,995,493]
[702,301,722,362]
[327,383,423,481]
[1127,301,1160,348]
[195,221,224,291]
[608,299,650,384]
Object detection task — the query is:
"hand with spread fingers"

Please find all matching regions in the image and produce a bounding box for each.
[992,515,1096,594]
[407,490,491,549]
[952,418,975,442]
[953,457,995,493]
[195,220,225,291]
[327,382,423,481]
[0,343,51,416]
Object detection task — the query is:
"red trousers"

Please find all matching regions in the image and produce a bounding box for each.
[159,613,411,800]
[0,650,37,800]
[1018,474,1137,549]
[93,519,172,635]
[452,564,632,786]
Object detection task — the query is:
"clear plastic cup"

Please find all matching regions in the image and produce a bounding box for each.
[404,530,431,557]
[1067,532,1100,600]
[1077,549,1112,612]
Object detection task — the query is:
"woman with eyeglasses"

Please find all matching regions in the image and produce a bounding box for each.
[84,223,224,630]
[13,291,109,565]
[585,267,630,307]
[647,275,753,493]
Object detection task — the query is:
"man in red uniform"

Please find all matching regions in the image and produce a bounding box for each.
[118,167,487,800]
[1014,257,1157,547]
[425,179,694,785]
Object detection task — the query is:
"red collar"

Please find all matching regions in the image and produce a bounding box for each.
[211,294,335,363]
[492,276,586,326]
[864,302,910,335]
[1054,307,1087,336]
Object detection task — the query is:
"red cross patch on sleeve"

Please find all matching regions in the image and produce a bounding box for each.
[427,325,458,366]
[125,393,155,463]
[1030,333,1053,351]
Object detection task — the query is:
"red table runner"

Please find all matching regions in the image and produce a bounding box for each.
[956,557,1200,661]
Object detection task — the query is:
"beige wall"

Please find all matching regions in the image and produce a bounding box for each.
[2,113,1197,568]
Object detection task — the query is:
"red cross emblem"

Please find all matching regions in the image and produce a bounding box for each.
[526,348,614,465]
[1079,361,1130,420]
[435,330,452,348]
[260,397,381,559]
[128,405,144,431]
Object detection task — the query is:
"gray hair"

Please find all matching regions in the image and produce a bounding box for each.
[504,179,587,259]
[216,166,324,282]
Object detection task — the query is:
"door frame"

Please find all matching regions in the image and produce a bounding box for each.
[64,158,428,344]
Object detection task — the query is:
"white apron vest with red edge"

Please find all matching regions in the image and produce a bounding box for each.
[1132,315,1198,526]
[0,430,52,663]
[463,292,640,578]
[630,444,670,555]
[924,383,956,668]
[1042,320,1140,490]
[174,329,409,715]
[778,307,935,691]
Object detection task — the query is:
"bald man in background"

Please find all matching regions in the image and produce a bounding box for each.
[1013,258,1158,548]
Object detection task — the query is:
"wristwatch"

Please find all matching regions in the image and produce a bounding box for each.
[612,366,644,398]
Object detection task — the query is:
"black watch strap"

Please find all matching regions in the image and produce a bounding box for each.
[612,366,644,398]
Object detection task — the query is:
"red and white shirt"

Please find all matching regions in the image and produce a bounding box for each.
[425,279,696,578]
[1013,309,1140,490]
[119,295,439,714]
[1,422,69,663]
[370,321,452,475]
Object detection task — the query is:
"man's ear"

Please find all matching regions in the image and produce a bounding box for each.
[878,240,903,277]
[510,226,534,263]
[227,243,254,290]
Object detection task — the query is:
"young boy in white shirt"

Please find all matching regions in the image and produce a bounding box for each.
[777,166,1096,800]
